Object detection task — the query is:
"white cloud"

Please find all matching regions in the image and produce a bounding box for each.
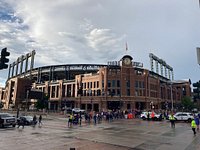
[0,0,200,87]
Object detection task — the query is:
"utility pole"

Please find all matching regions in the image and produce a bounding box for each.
[170,82,173,112]
[25,89,29,113]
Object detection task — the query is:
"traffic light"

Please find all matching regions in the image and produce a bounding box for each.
[0,47,10,69]
[193,81,200,102]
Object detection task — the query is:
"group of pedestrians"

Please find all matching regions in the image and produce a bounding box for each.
[66,110,134,128]
[169,112,200,135]
[17,114,43,129]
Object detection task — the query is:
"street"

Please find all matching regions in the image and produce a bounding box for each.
[0,115,200,150]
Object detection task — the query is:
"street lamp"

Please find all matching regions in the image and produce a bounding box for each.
[25,89,29,112]
[150,101,154,110]
[167,81,174,112]
[170,82,173,112]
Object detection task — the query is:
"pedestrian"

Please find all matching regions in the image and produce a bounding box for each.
[147,112,150,121]
[68,114,73,127]
[17,117,25,129]
[151,111,155,121]
[191,118,197,135]
[79,112,82,126]
[194,116,199,131]
[93,113,97,125]
[38,115,42,126]
[169,113,175,128]
[33,115,37,126]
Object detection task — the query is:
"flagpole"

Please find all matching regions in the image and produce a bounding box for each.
[125,42,128,53]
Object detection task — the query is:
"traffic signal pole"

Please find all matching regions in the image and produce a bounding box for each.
[0,47,10,70]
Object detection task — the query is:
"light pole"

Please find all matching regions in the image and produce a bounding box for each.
[25,89,29,112]
[150,101,154,110]
[170,82,174,112]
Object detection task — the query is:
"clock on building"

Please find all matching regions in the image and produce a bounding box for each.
[124,57,131,65]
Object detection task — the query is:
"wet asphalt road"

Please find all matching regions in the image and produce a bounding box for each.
[0,115,200,150]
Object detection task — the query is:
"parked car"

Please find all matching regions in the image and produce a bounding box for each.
[72,108,85,113]
[171,112,194,122]
[17,116,37,125]
[0,113,16,128]
[140,111,163,121]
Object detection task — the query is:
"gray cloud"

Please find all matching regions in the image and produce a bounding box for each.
[0,0,200,86]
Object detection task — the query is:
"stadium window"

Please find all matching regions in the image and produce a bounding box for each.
[56,86,59,98]
[108,80,111,87]
[127,80,130,88]
[135,81,139,88]
[97,89,101,96]
[112,89,115,96]
[112,80,116,87]
[127,89,130,96]
[83,90,86,96]
[117,89,120,96]
[117,80,120,87]
[51,86,55,98]
[87,82,89,89]
[108,89,111,95]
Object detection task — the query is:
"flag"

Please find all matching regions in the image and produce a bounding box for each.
[126,42,128,51]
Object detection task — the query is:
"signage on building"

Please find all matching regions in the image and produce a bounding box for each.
[133,62,143,68]
[107,61,120,66]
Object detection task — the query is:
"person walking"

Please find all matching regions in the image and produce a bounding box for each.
[93,113,97,125]
[68,114,73,127]
[38,115,42,126]
[194,115,199,131]
[169,113,175,128]
[191,118,197,135]
[17,117,25,129]
[79,112,82,126]
[147,112,150,121]
[33,115,37,127]
[151,111,155,121]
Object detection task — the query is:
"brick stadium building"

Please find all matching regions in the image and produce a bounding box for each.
[0,51,191,112]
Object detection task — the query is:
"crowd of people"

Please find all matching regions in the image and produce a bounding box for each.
[67,109,135,128]
[66,109,200,136]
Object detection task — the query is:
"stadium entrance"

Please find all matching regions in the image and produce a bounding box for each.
[107,101,120,111]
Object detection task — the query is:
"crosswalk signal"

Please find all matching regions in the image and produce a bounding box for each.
[0,47,10,69]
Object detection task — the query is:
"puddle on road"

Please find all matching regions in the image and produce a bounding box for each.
[103,127,123,131]
[31,132,41,135]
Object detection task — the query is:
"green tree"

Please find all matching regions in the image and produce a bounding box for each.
[35,99,44,110]
[35,94,49,110]
[181,96,195,111]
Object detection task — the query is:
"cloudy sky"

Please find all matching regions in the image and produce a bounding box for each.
[0,0,200,87]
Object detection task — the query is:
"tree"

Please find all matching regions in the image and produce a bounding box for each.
[35,94,49,110]
[181,96,195,111]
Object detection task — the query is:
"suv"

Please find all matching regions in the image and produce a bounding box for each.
[0,113,16,128]
[173,112,194,122]
[72,108,85,113]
